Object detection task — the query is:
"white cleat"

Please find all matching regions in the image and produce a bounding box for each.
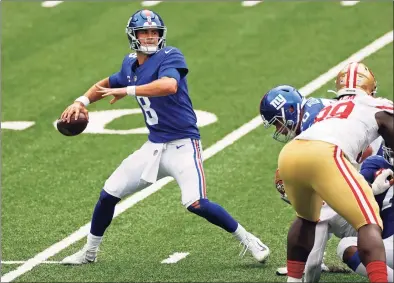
[61,246,97,265]
[240,233,270,263]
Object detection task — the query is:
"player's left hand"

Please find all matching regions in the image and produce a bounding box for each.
[96,84,127,104]
[372,168,394,195]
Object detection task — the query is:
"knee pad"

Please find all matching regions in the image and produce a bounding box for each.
[337,237,358,261]
[100,189,121,206]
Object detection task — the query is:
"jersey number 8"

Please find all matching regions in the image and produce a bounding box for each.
[137,96,159,126]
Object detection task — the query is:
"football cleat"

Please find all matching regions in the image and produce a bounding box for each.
[239,233,270,263]
[61,245,97,265]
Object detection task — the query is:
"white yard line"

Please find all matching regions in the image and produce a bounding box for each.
[41,1,63,8]
[2,261,61,265]
[2,30,392,283]
[161,252,190,264]
[241,1,263,7]
[340,1,360,7]
[141,1,162,7]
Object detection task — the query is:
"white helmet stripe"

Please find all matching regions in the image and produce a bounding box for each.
[347,62,359,88]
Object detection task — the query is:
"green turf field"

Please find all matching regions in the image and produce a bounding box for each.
[1,1,392,282]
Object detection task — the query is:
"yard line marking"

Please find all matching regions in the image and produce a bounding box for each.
[2,261,61,265]
[241,1,263,7]
[2,30,393,283]
[41,1,63,8]
[141,1,162,7]
[161,252,190,264]
[340,1,360,7]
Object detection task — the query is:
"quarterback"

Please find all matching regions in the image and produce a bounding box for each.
[60,9,269,265]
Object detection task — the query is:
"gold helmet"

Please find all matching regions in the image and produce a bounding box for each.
[335,62,377,97]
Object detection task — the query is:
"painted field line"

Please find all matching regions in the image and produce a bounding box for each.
[2,30,392,283]
[41,1,63,8]
[2,261,61,265]
[161,252,190,264]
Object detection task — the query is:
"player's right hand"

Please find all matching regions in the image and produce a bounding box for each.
[60,102,89,123]
[372,168,394,195]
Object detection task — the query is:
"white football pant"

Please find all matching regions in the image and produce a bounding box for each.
[103,138,207,207]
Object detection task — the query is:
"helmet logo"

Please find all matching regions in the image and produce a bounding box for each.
[270,94,287,110]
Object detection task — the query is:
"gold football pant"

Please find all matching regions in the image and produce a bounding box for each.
[278,139,382,231]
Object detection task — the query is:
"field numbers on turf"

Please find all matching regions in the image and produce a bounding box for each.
[161,252,189,264]
[1,122,35,131]
[2,109,217,134]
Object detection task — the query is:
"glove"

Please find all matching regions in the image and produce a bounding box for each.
[371,168,394,195]
[275,168,291,204]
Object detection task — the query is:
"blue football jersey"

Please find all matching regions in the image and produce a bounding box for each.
[360,155,394,239]
[109,46,200,143]
[300,97,333,132]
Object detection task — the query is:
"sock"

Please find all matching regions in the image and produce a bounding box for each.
[287,260,305,281]
[86,233,102,251]
[346,251,393,282]
[366,261,388,283]
[387,266,394,283]
[90,190,121,237]
[347,251,365,274]
[187,199,239,232]
[232,224,248,242]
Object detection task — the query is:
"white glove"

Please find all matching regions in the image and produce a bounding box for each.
[371,169,394,195]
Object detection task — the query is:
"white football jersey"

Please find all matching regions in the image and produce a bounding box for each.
[296,94,393,164]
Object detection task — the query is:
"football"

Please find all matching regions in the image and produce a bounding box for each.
[56,113,88,136]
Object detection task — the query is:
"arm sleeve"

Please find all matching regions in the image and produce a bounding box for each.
[158,49,188,80]
[108,56,129,88]
[159,68,181,84]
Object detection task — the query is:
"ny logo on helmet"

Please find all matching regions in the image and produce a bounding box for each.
[270,94,287,110]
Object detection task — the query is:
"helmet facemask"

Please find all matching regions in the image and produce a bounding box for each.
[261,106,301,143]
[383,145,394,166]
[126,26,167,55]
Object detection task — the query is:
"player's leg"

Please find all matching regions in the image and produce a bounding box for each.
[162,138,269,262]
[278,140,326,282]
[62,142,162,264]
[337,237,394,282]
[314,144,387,282]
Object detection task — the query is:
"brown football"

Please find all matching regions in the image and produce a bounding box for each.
[57,113,88,136]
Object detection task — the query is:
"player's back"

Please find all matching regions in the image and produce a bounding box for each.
[300,97,333,132]
[360,155,394,239]
[296,94,393,163]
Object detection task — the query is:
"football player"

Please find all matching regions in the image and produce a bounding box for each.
[277,62,393,282]
[276,145,394,282]
[60,9,269,265]
[336,146,394,281]
[275,169,357,282]
[259,85,333,143]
